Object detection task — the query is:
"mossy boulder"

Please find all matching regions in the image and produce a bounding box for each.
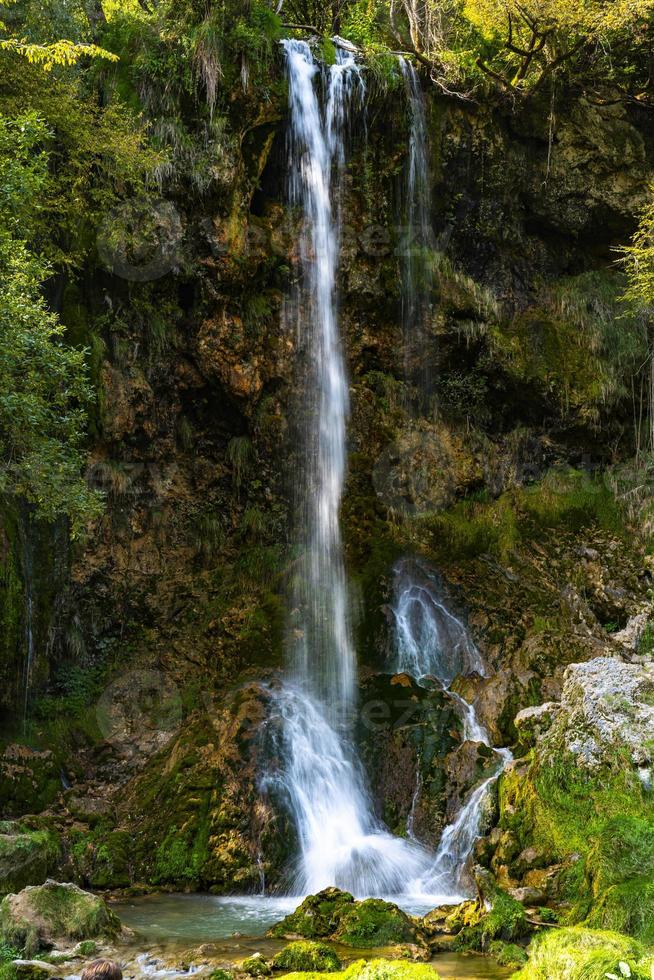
[272,941,341,972]
[333,900,420,949]
[268,889,355,939]
[488,940,528,969]
[0,880,121,954]
[241,954,271,977]
[268,891,422,950]
[10,962,61,980]
[0,828,59,895]
[451,886,529,952]
[514,926,653,980]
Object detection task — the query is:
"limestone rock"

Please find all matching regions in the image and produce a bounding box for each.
[514,702,561,745]
[0,880,122,953]
[551,658,654,768]
[11,961,61,980]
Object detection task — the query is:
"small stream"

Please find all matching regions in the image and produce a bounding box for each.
[113,894,512,980]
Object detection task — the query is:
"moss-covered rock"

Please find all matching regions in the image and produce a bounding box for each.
[269,891,422,950]
[271,941,341,972]
[10,962,60,980]
[488,940,528,969]
[451,885,529,952]
[268,889,355,939]
[514,926,653,980]
[491,658,654,941]
[0,880,121,954]
[241,954,271,977]
[0,748,60,821]
[0,828,59,896]
[333,900,420,949]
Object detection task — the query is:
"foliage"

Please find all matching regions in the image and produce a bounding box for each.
[0,231,101,534]
[514,927,653,980]
[408,467,623,564]
[0,38,117,70]
[490,271,647,425]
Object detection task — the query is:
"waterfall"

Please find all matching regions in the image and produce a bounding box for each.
[392,558,512,900]
[398,58,434,399]
[265,39,433,899]
[284,38,362,718]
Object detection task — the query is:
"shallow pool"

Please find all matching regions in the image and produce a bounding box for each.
[113,894,513,980]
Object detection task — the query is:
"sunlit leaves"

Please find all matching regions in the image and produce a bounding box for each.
[0,37,118,69]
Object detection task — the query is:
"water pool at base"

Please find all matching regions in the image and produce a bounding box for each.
[114,894,513,980]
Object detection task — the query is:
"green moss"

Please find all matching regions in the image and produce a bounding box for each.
[409,467,624,564]
[73,941,98,957]
[0,829,60,895]
[453,889,528,951]
[489,270,646,421]
[270,892,419,949]
[268,889,355,940]
[0,882,120,955]
[272,941,341,973]
[498,743,654,941]
[241,955,271,977]
[488,940,528,969]
[514,927,652,980]
[70,829,131,889]
[281,961,440,980]
[334,900,418,949]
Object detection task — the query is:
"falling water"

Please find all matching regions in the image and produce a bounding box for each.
[399,58,434,398]
[392,558,512,900]
[265,40,434,899]
[284,38,362,717]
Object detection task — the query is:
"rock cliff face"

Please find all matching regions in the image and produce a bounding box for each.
[1,58,654,895]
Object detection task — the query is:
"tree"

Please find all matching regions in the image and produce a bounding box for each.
[0,0,118,69]
[0,113,101,535]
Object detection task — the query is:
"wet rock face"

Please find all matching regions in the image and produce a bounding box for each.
[356,674,462,846]
[0,747,60,820]
[0,827,59,895]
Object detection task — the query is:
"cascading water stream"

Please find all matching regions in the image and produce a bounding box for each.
[392,558,512,900]
[265,40,433,899]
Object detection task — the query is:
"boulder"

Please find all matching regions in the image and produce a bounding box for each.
[333,898,421,948]
[268,889,424,949]
[0,880,122,954]
[550,658,654,768]
[271,940,341,972]
[11,961,61,980]
[240,953,271,977]
[267,888,355,939]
